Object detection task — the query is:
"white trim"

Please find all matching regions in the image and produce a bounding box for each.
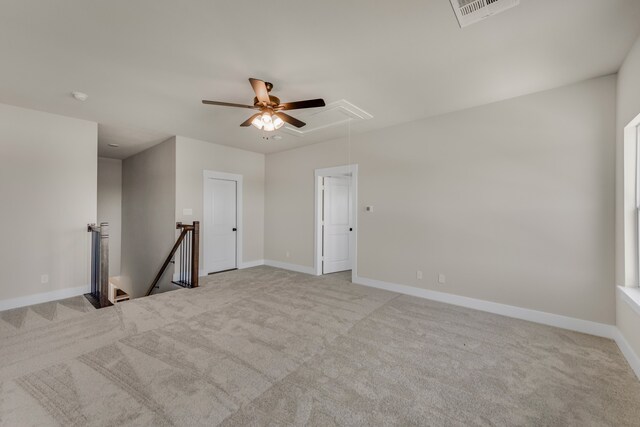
[617,286,640,379]
[0,285,91,312]
[623,113,640,287]
[613,328,640,380]
[240,259,265,269]
[264,260,315,275]
[618,285,640,317]
[261,266,640,380]
[352,275,615,338]
[196,260,263,278]
[203,170,243,274]
[314,164,359,279]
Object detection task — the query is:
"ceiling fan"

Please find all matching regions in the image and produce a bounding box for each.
[202,78,325,132]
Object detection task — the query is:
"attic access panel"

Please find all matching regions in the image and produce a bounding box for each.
[281,100,373,137]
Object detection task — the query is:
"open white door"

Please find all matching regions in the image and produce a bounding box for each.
[204,177,237,273]
[322,176,352,274]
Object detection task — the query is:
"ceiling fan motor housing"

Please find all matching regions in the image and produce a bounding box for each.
[253,95,281,108]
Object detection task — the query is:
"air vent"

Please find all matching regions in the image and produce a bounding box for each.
[450,0,520,28]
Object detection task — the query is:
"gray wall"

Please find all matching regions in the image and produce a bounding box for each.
[616,34,640,362]
[0,103,97,303]
[121,137,176,298]
[175,136,265,266]
[266,75,616,324]
[97,157,122,276]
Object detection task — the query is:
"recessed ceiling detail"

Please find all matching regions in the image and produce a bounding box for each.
[281,100,373,137]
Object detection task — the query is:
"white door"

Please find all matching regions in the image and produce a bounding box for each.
[323,176,352,274]
[204,178,237,273]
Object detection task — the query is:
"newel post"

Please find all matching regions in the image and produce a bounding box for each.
[99,222,111,307]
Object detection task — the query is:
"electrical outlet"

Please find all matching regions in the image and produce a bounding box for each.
[41,274,49,284]
[286,251,290,258]
[416,270,423,280]
[438,274,446,285]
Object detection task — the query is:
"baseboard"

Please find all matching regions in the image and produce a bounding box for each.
[197,260,265,278]
[352,275,615,338]
[0,284,91,312]
[612,328,640,380]
[352,275,640,380]
[240,259,265,269]
[264,260,315,275]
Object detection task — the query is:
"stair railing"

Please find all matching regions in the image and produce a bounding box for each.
[86,222,111,308]
[146,222,199,296]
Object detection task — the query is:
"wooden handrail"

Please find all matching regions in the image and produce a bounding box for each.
[146,222,199,296]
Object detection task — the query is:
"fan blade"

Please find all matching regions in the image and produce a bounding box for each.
[240,113,261,127]
[279,98,325,111]
[202,100,257,109]
[249,78,270,105]
[276,112,306,128]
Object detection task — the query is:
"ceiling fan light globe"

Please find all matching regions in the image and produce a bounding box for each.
[261,112,272,124]
[251,116,264,129]
[273,115,284,129]
[263,121,275,132]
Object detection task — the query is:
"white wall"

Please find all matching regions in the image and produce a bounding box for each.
[0,103,97,306]
[266,75,616,325]
[119,135,264,297]
[616,34,640,363]
[121,138,176,298]
[97,157,122,276]
[175,136,265,267]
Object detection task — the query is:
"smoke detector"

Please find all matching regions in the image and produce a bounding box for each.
[71,91,89,101]
[450,0,520,28]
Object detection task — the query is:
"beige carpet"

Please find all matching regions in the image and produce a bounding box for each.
[0,266,638,426]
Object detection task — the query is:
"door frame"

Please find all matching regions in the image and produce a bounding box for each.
[314,164,358,279]
[202,170,243,275]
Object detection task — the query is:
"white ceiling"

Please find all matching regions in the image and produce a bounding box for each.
[1,0,639,157]
[98,124,172,160]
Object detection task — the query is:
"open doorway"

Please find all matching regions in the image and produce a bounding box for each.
[315,165,358,280]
